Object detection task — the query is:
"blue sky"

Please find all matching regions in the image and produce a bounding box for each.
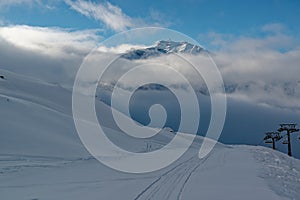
[1,0,299,45]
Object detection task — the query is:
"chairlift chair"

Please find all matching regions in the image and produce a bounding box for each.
[282,140,289,144]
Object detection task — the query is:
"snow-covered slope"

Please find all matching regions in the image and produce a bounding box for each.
[0,69,87,158]
[0,69,300,200]
[1,143,299,199]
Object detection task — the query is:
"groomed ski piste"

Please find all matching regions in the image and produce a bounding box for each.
[0,68,299,200]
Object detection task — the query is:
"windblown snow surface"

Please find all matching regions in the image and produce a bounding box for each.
[0,68,299,200]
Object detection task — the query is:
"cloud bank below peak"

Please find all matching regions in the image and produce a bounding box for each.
[0,23,299,111]
[199,24,300,110]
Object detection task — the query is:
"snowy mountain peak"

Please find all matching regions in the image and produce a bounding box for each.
[121,40,204,60]
[155,40,203,54]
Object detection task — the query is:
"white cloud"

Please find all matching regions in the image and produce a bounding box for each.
[261,23,286,34]
[0,25,102,86]
[202,24,300,110]
[149,9,173,27]
[65,0,143,32]
[97,44,149,54]
[0,25,101,57]
[0,0,39,8]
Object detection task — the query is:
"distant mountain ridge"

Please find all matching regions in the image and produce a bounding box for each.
[121,40,205,60]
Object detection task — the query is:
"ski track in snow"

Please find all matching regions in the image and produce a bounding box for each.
[134,154,209,200]
[0,154,92,175]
